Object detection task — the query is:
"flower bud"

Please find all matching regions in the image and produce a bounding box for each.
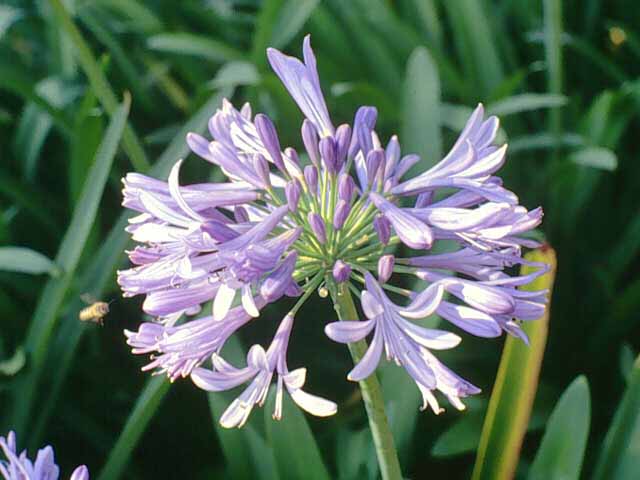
[378,254,395,284]
[253,153,270,187]
[284,147,302,178]
[302,119,320,167]
[333,200,350,230]
[332,260,351,284]
[335,124,352,169]
[338,173,354,202]
[234,206,249,223]
[304,165,318,192]
[373,214,391,245]
[366,149,384,187]
[255,114,285,172]
[308,212,327,244]
[319,136,337,173]
[285,179,301,212]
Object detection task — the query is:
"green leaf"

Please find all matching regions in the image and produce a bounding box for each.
[270,0,320,49]
[407,0,442,49]
[442,0,504,97]
[10,95,130,436]
[0,5,22,39]
[619,344,636,384]
[208,337,279,480]
[48,0,150,171]
[402,47,441,168]
[210,61,260,89]
[528,376,591,480]
[569,146,618,171]
[543,0,564,144]
[0,247,59,276]
[0,348,26,376]
[27,88,233,444]
[487,93,567,117]
[509,133,584,153]
[432,409,485,458]
[265,389,331,480]
[252,0,285,67]
[593,354,640,479]
[147,33,244,62]
[472,247,557,480]
[97,376,171,480]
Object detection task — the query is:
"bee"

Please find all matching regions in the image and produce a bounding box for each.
[79,294,111,326]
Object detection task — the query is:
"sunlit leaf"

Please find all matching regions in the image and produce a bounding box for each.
[472,247,556,480]
[0,247,59,276]
[569,146,618,171]
[528,376,591,480]
[402,47,441,168]
[264,389,331,480]
[593,354,640,480]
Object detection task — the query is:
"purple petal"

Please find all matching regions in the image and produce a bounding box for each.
[267,35,334,137]
[325,319,375,343]
[370,192,433,249]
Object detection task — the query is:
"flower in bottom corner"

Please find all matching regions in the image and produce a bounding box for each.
[118,34,549,428]
[0,431,89,480]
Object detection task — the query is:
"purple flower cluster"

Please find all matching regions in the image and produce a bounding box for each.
[0,431,89,480]
[119,35,548,427]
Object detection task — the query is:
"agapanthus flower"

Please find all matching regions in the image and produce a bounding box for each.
[0,431,89,480]
[119,34,548,427]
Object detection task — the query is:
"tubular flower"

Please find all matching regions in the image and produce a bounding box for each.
[119,34,548,426]
[0,431,89,480]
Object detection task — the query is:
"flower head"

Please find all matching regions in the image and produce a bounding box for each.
[119,35,548,426]
[0,431,89,480]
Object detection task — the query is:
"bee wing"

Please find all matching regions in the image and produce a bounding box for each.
[81,293,97,305]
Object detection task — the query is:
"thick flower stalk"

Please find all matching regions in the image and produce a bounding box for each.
[119,35,548,434]
[0,431,89,480]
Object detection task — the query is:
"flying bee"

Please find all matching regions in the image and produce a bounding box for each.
[79,294,111,326]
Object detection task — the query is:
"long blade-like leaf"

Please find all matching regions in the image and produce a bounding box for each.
[208,336,280,480]
[265,389,332,480]
[592,354,640,480]
[471,247,557,480]
[97,376,171,480]
[527,376,591,480]
[48,0,150,171]
[8,95,130,435]
[27,87,232,445]
[402,46,441,169]
[0,247,59,276]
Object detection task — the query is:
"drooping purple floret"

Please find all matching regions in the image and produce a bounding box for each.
[118,34,548,426]
[0,431,89,480]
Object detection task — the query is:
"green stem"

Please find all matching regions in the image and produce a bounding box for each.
[329,283,403,480]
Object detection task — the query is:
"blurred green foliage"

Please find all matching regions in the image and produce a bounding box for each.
[0,0,639,478]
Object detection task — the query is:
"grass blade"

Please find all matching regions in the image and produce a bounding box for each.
[8,95,130,435]
[487,93,567,117]
[593,354,640,479]
[147,33,244,62]
[0,247,59,276]
[527,376,591,480]
[265,389,331,480]
[442,0,504,97]
[569,146,618,171]
[26,87,233,445]
[208,336,279,480]
[48,0,150,171]
[270,0,320,50]
[402,47,441,168]
[543,0,564,154]
[471,247,557,480]
[97,376,171,480]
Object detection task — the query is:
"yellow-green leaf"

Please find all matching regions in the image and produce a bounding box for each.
[471,247,557,480]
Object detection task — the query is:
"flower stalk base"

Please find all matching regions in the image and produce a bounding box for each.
[330,282,403,480]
